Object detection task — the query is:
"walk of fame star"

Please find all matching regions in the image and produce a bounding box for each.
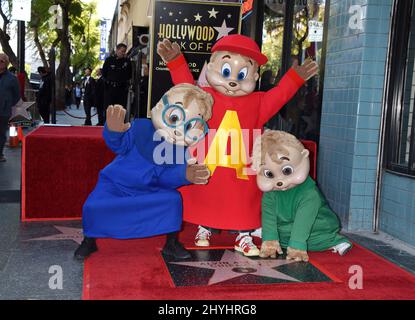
[208,7,219,18]
[26,226,83,245]
[214,20,234,40]
[170,250,300,285]
[194,13,202,22]
[10,100,34,122]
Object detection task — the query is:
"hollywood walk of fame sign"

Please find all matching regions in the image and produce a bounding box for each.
[26,226,83,245]
[148,0,242,116]
[163,249,333,287]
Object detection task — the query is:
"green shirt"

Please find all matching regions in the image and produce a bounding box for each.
[262,176,345,251]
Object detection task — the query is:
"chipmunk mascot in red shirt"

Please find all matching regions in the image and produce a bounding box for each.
[157,34,318,256]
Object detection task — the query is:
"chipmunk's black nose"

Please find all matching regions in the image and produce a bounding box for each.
[229,82,237,87]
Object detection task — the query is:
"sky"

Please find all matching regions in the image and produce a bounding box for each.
[86,0,118,20]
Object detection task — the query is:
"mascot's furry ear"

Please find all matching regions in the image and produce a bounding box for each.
[207,52,220,71]
[251,129,273,172]
[301,149,310,159]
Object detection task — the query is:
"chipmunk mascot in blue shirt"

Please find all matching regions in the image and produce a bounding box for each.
[74,84,213,260]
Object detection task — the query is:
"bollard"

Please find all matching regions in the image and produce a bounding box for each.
[17,126,24,142]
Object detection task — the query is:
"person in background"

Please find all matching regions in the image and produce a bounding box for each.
[36,66,52,124]
[65,84,73,110]
[102,43,132,111]
[74,82,82,110]
[259,70,275,92]
[8,66,17,75]
[94,68,105,126]
[0,53,20,162]
[82,67,95,126]
[8,66,25,100]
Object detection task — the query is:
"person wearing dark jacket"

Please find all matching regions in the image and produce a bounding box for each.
[0,53,20,162]
[94,68,105,125]
[74,82,82,109]
[65,84,73,109]
[37,66,52,124]
[82,67,96,126]
[102,43,132,110]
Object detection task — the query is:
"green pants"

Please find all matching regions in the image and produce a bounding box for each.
[279,231,352,252]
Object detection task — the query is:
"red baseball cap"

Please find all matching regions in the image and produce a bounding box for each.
[212,34,268,66]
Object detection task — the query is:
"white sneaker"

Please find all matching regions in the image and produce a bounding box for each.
[235,234,260,256]
[195,226,211,247]
[331,242,352,256]
[251,228,262,239]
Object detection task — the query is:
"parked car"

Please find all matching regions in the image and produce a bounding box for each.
[29,73,42,90]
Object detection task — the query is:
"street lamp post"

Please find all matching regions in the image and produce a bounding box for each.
[17,20,25,73]
[49,48,57,124]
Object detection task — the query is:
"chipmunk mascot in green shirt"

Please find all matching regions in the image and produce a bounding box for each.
[252,130,352,262]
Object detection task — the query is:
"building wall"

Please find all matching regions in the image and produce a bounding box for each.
[109,1,120,52]
[318,0,392,231]
[380,173,415,246]
[117,0,152,48]
[378,4,415,247]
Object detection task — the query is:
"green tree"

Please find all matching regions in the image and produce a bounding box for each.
[29,0,55,68]
[70,1,100,81]
[0,0,18,67]
[28,0,100,109]
[261,2,324,80]
[261,6,284,77]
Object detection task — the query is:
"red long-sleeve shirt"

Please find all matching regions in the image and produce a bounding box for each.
[168,54,305,230]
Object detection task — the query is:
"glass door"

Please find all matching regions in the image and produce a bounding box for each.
[260,0,329,143]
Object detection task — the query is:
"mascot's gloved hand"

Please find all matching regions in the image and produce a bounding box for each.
[292,58,319,81]
[106,105,131,132]
[186,164,210,185]
[157,39,181,63]
[259,240,283,258]
[286,247,309,262]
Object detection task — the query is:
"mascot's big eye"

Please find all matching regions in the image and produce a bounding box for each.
[264,169,274,179]
[185,119,206,142]
[237,67,248,81]
[169,109,183,124]
[221,63,232,78]
[282,165,294,176]
[185,121,197,131]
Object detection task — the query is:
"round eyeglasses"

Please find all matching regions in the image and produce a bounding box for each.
[161,94,209,142]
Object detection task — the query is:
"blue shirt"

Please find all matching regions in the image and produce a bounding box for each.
[82,118,191,239]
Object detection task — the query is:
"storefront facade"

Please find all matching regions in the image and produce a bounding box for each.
[318,0,415,247]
